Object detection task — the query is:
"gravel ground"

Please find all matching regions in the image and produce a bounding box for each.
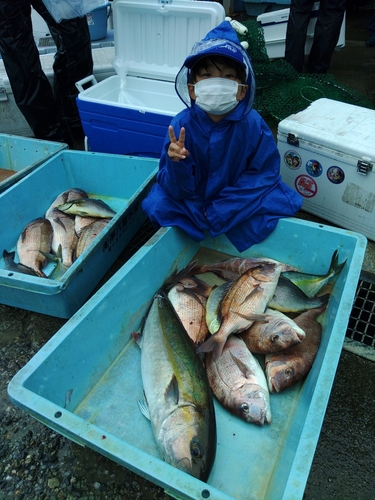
[0,304,170,500]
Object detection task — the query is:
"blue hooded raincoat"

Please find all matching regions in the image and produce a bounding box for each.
[142,21,302,252]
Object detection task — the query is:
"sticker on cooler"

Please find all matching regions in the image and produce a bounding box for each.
[295,175,317,198]
[327,166,345,184]
[284,150,302,170]
[306,159,323,177]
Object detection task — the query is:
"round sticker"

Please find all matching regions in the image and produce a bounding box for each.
[284,150,302,170]
[295,175,318,198]
[327,166,345,184]
[306,159,322,177]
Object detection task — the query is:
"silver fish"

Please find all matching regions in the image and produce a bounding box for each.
[58,198,116,218]
[206,335,272,425]
[205,282,232,334]
[133,293,216,480]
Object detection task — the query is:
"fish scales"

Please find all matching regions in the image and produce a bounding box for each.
[16,218,53,278]
[75,219,109,258]
[135,294,216,481]
[167,277,211,347]
[197,262,282,360]
[47,208,78,267]
[206,335,271,425]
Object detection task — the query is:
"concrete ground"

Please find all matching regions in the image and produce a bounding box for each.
[0,2,374,499]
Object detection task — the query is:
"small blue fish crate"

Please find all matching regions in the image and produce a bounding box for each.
[8,220,366,499]
[0,133,67,193]
[0,150,158,318]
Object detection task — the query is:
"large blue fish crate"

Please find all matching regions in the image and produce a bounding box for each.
[8,220,366,499]
[0,150,158,318]
[0,133,67,193]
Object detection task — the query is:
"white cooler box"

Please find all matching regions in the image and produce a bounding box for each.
[277,98,375,241]
[257,2,345,60]
[76,0,225,157]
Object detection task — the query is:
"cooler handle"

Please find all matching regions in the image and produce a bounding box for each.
[75,75,98,93]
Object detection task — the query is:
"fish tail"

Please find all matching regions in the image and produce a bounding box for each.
[329,250,346,278]
[196,334,225,360]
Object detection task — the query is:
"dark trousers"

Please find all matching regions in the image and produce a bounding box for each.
[285,0,347,73]
[0,0,93,145]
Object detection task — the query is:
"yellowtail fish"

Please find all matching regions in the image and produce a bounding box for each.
[58,198,116,218]
[281,249,346,297]
[269,276,330,313]
[133,293,216,481]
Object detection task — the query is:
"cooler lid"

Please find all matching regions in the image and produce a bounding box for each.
[113,0,225,82]
[278,98,375,161]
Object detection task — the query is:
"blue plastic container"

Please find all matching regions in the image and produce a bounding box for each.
[0,133,67,193]
[7,220,367,499]
[0,150,157,318]
[86,3,111,41]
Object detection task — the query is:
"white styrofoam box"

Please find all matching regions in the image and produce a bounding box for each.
[257,3,346,59]
[76,0,226,156]
[277,98,375,240]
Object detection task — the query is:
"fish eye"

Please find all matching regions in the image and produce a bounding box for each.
[285,367,294,378]
[271,334,279,343]
[191,442,202,459]
[241,403,249,414]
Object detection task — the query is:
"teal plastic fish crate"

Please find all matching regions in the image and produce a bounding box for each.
[0,150,157,318]
[8,220,366,499]
[0,133,67,193]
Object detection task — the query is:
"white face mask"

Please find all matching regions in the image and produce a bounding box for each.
[193,77,243,115]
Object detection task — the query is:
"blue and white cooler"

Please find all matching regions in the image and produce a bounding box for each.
[76,0,225,157]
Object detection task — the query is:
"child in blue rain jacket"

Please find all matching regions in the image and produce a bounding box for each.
[142,21,302,252]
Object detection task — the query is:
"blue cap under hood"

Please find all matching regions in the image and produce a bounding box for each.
[175,21,256,113]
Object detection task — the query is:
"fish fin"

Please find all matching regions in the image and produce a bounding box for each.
[236,312,270,323]
[162,260,198,291]
[3,249,15,260]
[132,330,142,347]
[164,374,179,406]
[53,217,68,232]
[138,398,151,420]
[229,352,255,379]
[196,335,225,361]
[39,250,59,262]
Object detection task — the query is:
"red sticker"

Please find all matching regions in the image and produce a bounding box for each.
[295,175,318,198]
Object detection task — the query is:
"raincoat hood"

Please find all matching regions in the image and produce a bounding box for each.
[175,21,255,113]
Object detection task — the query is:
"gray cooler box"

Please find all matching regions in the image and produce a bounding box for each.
[278,98,375,240]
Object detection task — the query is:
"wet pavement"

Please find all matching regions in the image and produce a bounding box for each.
[1,2,375,499]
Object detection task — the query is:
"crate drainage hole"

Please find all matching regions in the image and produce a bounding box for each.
[201,490,210,499]
[344,271,375,362]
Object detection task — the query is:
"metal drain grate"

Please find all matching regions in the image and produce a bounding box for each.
[344,271,375,361]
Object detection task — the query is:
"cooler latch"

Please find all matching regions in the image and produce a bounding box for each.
[287,133,299,147]
[357,160,373,175]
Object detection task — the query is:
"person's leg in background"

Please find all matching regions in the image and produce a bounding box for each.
[307,0,346,73]
[32,0,93,148]
[285,0,316,73]
[0,0,66,142]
